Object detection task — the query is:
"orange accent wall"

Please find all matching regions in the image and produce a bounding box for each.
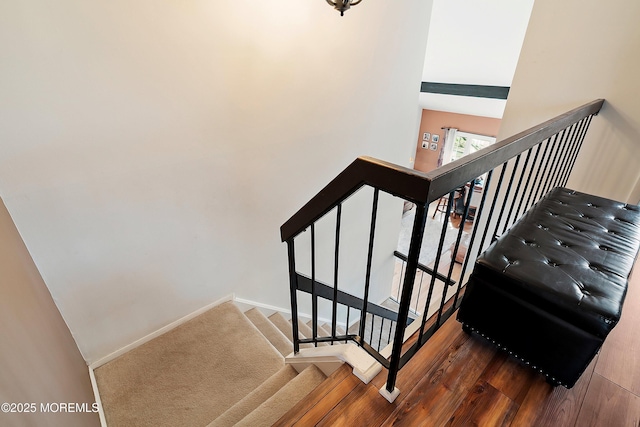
[414,110,502,173]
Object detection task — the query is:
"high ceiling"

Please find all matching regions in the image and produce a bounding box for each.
[419,0,535,118]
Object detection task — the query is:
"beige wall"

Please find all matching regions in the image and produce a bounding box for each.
[0,1,432,363]
[0,199,99,427]
[414,109,502,172]
[498,0,640,203]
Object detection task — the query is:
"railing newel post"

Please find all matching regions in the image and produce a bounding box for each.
[386,202,428,394]
[286,239,300,353]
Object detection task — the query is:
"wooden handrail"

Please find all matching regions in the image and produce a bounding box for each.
[424,99,604,199]
[280,99,604,243]
[280,157,433,242]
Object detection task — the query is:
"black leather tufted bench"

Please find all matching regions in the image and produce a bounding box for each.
[457,187,640,388]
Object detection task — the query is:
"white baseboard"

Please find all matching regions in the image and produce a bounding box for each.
[89,366,107,427]
[233,296,344,327]
[233,297,292,316]
[89,294,234,370]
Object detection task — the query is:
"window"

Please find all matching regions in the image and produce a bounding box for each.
[449,131,496,163]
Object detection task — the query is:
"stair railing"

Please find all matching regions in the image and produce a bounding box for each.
[281,99,604,399]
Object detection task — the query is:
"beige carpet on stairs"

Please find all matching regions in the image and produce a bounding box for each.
[207,365,298,427]
[94,301,284,427]
[234,364,327,427]
[245,308,293,357]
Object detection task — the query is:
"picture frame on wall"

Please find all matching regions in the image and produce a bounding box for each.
[429,142,438,151]
[432,134,440,143]
[423,132,431,141]
[422,141,428,149]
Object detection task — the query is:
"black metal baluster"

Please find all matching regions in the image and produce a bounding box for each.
[540,129,567,196]
[454,170,494,308]
[477,164,507,257]
[514,145,542,221]
[438,181,474,326]
[503,149,533,229]
[359,189,379,345]
[346,306,351,344]
[494,154,521,238]
[386,203,428,394]
[419,197,453,338]
[563,115,594,186]
[286,239,300,353]
[369,314,375,346]
[414,271,425,315]
[311,223,317,347]
[397,261,405,301]
[332,204,342,344]
[551,123,580,188]
[552,123,578,189]
[559,118,587,187]
[379,318,385,351]
[531,133,560,205]
[524,138,552,211]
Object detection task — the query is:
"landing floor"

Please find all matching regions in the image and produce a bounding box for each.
[275,266,640,426]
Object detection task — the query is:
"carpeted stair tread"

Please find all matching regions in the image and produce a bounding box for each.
[322,322,349,344]
[268,312,297,342]
[207,365,298,427]
[307,320,331,337]
[296,320,329,346]
[245,308,293,357]
[235,365,327,427]
[296,319,314,338]
[269,312,314,349]
[94,301,284,427]
[322,322,346,336]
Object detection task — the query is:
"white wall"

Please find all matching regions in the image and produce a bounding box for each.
[419,0,535,118]
[0,198,99,427]
[0,1,433,363]
[498,0,640,204]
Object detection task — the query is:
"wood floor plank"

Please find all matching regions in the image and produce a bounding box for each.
[277,268,640,427]
[380,332,497,426]
[372,313,469,391]
[289,369,361,426]
[482,352,539,405]
[595,267,640,395]
[445,380,518,427]
[575,373,640,427]
[510,355,598,427]
[316,382,396,427]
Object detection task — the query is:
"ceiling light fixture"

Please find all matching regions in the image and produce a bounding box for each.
[326,0,362,16]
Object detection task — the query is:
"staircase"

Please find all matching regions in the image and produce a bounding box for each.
[94,301,330,427]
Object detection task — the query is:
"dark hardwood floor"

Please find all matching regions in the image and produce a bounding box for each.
[275,267,640,426]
